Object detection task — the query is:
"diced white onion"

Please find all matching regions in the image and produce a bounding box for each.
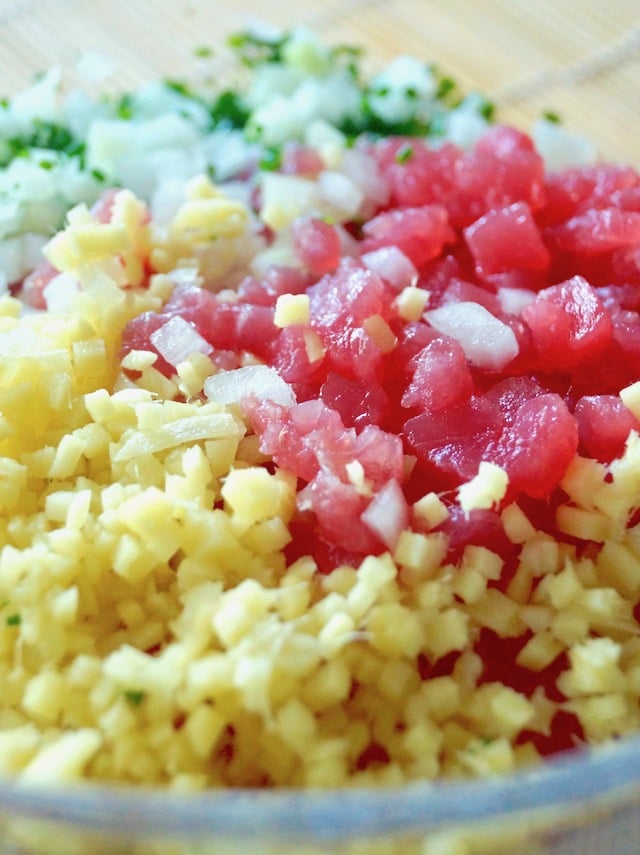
[204,364,296,407]
[43,272,81,311]
[259,173,318,229]
[497,287,537,316]
[361,246,418,291]
[317,170,363,220]
[532,118,597,171]
[444,108,490,150]
[0,236,25,285]
[368,56,437,124]
[149,315,212,367]
[167,267,203,289]
[426,301,519,370]
[0,232,48,285]
[361,478,408,550]
[341,149,390,213]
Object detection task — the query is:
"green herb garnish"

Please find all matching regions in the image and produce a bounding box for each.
[0,121,82,168]
[124,689,145,706]
[395,143,414,164]
[209,90,250,130]
[6,614,21,627]
[330,44,363,79]
[259,145,283,172]
[434,73,459,104]
[342,92,430,139]
[227,31,287,67]
[116,93,135,120]
[478,98,495,120]
[164,79,193,98]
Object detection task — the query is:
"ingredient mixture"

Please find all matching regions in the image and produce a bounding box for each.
[0,28,639,789]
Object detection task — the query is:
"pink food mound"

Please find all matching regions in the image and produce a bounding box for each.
[118,124,640,755]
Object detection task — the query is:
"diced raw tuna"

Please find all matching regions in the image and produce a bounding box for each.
[521,275,613,372]
[464,202,550,280]
[402,336,474,412]
[292,216,342,276]
[360,205,455,268]
[574,395,640,462]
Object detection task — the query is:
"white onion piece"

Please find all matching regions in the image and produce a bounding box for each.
[150,178,189,226]
[22,233,48,271]
[317,170,363,220]
[361,478,408,551]
[444,109,489,150]
[9,67,61,126]
[532,118,597,171]
[204,364,296,407]
[361,246,418,292]
[167,267,203,289]
[0,236,23,285]
[0,232,48,287]
[259,173,318,229]
[341,148,390,212]
[150,315,212,368]
[497,287,537,316]
[43,272,81,311]
[426,301,519,371]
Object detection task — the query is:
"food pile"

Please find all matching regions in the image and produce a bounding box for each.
[1,29,640,789]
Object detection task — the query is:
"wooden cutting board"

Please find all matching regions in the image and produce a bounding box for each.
[1,0,639,164]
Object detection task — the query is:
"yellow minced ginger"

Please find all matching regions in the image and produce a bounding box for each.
[3,183,640,794]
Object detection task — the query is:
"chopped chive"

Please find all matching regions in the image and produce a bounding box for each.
[395,143,414,164]
[331,44,362,79]
[164,79,193,98]
[436,76,456,100]
[478,99,495,120]
[116,93,134,120]
[227,31,287,67]
[6,613,21,627]
[209,90,250,129]
[543,110,562,124]
[259,145,283,171]
[194,45,214,59]
[124,689,145,706]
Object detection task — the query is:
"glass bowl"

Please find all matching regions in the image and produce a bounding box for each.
[2,2,640,853]
[1,736,640,853]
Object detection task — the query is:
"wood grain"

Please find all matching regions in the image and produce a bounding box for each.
[0,0,639,163]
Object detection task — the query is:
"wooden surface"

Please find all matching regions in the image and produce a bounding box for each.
[0,0,639,164]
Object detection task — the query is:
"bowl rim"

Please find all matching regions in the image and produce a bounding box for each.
[1,734,640,841]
